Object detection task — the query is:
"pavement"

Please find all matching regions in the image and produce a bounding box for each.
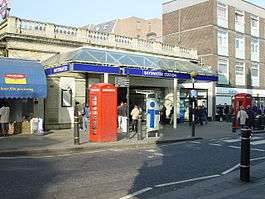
[149,161,265,199]
[0,121,233,156]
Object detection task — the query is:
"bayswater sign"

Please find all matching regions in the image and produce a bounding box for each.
[125,68,190,79]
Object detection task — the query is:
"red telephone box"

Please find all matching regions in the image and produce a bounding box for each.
[89,83,117,142]
[232,93,252,131]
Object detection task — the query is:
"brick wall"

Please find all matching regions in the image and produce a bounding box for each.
[163,0,214,38]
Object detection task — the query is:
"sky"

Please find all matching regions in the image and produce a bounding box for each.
[8,0,265,27]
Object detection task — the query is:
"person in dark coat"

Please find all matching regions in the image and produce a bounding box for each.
[159,105,167,126]
[246,105,254,129]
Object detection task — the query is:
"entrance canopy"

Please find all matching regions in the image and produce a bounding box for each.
[43,47,218,81]
[0,58,47,99]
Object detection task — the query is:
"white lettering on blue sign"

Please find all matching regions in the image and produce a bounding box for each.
[53,66,68,73]
[143,70,163,77]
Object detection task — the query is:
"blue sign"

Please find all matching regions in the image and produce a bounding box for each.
[146,99,160,132]
[125,68,191,80]
[45,63,218,82]
[45,65,70,76]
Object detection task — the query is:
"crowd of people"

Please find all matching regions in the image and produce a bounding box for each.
[237,104,265,129]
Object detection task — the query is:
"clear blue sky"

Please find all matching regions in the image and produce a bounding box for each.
[9,0,265,27]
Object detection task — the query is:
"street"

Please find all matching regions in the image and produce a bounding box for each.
[1,133,265,199]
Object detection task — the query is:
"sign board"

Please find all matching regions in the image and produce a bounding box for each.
[146,99,160,132]
[115,76,129,87]
[190,89,198,98]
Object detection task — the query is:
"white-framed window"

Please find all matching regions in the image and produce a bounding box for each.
[251,38,259,62]
[217,2,228,28]
[251,15,259,37]
[235,35,245,59]
[218,30,228,56]
[235,10,244,33]
[251,63,259,87]
[218,59,229,85]
[235,62,245,86]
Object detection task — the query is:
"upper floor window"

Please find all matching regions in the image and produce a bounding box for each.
[251,63,259,87]
[218,59,229,85]
[218,30,228,56]
[251,15,259,37]
[235,62,245,86]
[235,10,244,33]
[251,39,259,62]
[217,2,228,28]
[235,35,245,59]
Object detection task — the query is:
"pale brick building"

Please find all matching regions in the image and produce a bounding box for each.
[85,17,162,42]
[163,0,265,107]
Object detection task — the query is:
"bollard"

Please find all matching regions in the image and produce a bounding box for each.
[74,116,80,145]
[137,118,142,140]
[240,128,251,182]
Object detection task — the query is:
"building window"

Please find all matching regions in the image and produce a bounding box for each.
[251,15,259,37]
[235,62,245,86]
[218,30,228,56]
[235,10,244,33]
[217,2,228,28]
[235,35,245,59]
[218,59,229,85]
[251,63,259,87]
[251,39,259,62]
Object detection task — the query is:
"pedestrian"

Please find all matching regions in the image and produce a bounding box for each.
[159,105,167,126]
[117,102,124,129]
[237,106,248,129]
[198,106,204,125]
[202,105,208,124]
[82,103,89,132]
[169,106,174,125]
[121,102,128,133]
[131,105,140,132]
[246,105,254,129]
[224,103,229,122]
[0,102,10,137]
[217,104,224,122]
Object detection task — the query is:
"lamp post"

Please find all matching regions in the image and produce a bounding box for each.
[190,71,197,137]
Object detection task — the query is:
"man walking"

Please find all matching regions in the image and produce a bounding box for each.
[237,106,248,129]
[0,103,10,136]
[131,105,140,132]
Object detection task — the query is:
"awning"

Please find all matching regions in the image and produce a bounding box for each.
[43,47,218,82]
[0,58,47,99]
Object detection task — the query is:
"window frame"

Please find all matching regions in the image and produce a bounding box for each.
[218,30,228,56]
[218,59,229,85]
[251,63,260,87]
[235,61,245,86]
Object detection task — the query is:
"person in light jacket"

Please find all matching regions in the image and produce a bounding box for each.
[237,106,248,129]
[131,105,140,132]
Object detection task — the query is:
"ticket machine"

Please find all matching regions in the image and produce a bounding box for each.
[89,83,117,142]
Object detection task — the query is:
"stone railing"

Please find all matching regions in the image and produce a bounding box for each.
[0,16,198,60]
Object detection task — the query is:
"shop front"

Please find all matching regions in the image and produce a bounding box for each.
[0,58,47,135]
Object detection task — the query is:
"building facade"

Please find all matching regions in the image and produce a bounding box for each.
[163,0,265,107]
[85,17,162,42]
[0,16,212,130]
